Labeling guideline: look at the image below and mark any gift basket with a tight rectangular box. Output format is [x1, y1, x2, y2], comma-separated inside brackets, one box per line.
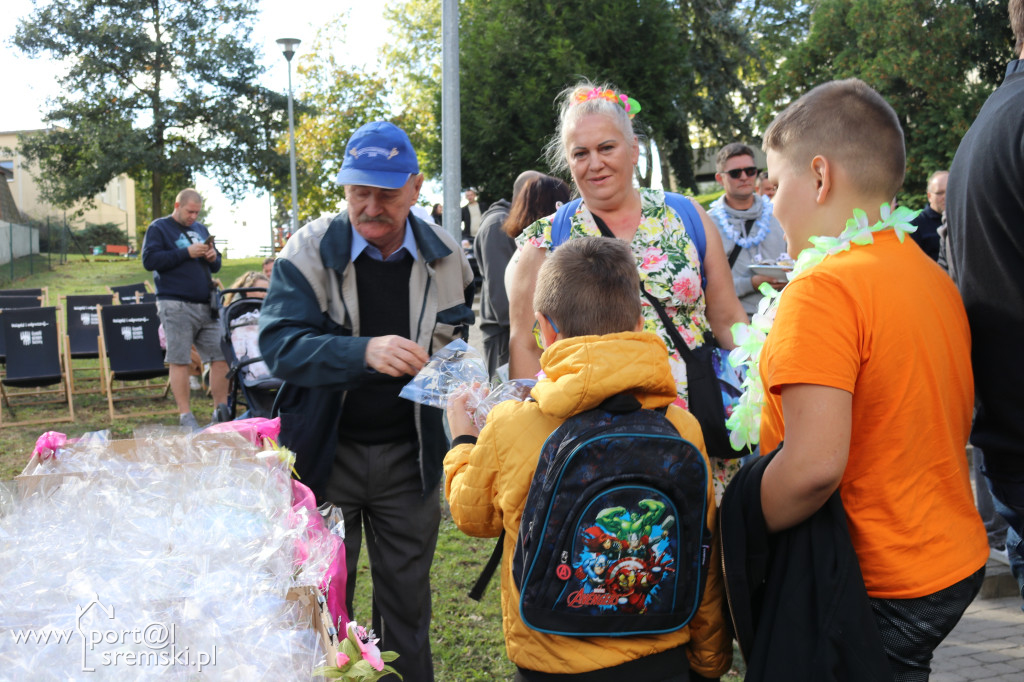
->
[0, 419, 344, 680]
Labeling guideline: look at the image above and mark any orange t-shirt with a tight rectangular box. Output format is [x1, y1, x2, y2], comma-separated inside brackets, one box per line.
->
[760, 230, 987, 599]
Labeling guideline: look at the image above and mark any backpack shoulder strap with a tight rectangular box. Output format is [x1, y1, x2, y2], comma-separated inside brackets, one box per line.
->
[664, 193, 707, 290]
[469, 529, 505, 601]
[549, 198, 584, 249]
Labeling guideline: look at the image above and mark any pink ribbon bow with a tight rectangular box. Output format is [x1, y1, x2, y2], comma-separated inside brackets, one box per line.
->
[33, 431, 67, 460]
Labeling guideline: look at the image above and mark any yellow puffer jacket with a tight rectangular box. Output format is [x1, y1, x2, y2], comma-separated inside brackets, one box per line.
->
[444, 331, 732, 677]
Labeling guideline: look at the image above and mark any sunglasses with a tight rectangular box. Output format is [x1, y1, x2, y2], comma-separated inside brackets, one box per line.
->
[725, 166, 759, 179]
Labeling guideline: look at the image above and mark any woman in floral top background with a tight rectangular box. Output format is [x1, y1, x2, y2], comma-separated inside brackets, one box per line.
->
[507, 80, 749, 498]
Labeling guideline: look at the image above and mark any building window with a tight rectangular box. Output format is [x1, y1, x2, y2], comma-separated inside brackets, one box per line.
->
[0, 160, 13, 182]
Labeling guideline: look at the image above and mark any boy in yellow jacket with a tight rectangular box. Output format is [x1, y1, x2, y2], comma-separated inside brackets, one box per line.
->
[445, 237, 731, 681]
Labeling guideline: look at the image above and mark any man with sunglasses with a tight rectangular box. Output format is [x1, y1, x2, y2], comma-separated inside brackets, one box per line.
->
[710, 142, 788, 314]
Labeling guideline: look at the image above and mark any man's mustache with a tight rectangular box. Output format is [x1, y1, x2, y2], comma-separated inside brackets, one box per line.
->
[356, 215, 395, 225]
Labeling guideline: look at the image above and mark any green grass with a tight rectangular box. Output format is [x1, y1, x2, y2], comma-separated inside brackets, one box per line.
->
[1, 255, 746, 681]
[0, 253, 267, 480]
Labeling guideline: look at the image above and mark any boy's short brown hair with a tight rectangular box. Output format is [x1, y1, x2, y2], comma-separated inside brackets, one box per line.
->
[763, 79, 905, 200]
[533, 237, 640, 338]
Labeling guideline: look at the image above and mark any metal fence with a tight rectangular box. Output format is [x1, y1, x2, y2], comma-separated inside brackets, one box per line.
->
[0, 217, 95, 286]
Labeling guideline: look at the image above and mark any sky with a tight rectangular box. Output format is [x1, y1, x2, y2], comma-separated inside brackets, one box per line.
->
[0, 0, 390, 257]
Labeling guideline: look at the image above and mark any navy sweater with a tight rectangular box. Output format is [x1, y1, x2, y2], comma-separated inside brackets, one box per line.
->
[142, 216, 222, 303]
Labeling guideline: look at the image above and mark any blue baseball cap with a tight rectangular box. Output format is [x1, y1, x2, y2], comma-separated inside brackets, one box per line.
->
[335, 121, 419, 189]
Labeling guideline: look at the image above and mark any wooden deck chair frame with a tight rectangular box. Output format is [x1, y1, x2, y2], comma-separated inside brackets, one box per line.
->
[0, 306, 75, 428]
[0, 286, 50, 306]
[97, 303, 176, 422]
[62, 293, 115, 395]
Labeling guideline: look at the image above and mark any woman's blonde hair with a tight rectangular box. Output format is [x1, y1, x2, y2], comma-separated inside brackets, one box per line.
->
[543, 79, 638, 178]
[223, 271, 269, 306]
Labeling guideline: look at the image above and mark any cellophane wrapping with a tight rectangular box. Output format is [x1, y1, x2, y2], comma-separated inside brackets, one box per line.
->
[0, 427, 337, 680]
[400, 339, 535, 429]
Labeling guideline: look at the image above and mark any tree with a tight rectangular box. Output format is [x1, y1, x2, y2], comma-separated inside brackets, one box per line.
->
[454, 0, 806, 195]
[13, 0, 291, 221]
[79, 221, 129, 248]
[761, 0, 1015, 196]
[458, 0, 693, 196]
[382, 0, 443, 179]
[276, 15, 393, 222]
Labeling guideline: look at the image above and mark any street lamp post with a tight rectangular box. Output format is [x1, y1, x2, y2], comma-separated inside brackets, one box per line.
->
[277, 37, 301, 238]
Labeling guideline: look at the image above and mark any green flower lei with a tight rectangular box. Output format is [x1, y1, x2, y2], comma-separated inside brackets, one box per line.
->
[725, 204, 919, 451]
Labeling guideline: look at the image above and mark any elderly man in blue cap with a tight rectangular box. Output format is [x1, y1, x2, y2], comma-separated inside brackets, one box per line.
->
[259, 121, 475, 681]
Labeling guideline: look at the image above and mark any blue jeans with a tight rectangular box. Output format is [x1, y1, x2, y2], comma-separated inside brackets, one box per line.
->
[983, 461, 1024, 599]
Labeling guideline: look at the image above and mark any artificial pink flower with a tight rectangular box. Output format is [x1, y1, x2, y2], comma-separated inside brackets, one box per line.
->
[347, 622, 384, 672]
[336, 651, 350, 667]
[33, 431, 67, 460]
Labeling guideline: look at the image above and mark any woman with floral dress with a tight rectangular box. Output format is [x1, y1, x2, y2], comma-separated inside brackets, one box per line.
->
[507, 80, 749, 499]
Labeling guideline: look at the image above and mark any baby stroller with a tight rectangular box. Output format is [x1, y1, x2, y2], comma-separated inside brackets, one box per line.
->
[217, 286, 282, 420]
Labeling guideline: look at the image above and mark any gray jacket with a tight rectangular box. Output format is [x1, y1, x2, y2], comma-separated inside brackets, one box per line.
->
[716, 196, 788, 314]
[259, 210, 475, 500]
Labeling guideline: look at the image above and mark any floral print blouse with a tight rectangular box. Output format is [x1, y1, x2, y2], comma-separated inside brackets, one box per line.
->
[518, 187, 743, 502]
[517, 187, 709, 410]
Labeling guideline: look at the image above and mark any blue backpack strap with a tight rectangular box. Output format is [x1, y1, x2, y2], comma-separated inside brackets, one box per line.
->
[549, 197, 584, 250]
[664, 192, 707, 289]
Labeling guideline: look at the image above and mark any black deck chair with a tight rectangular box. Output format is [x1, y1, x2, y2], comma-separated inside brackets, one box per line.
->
[63, 294, 115, 394]
[108, 282, 153, 304]
[97, 302, 176, 421]
[0, 295, 45, 366]
[0, 306, 74, 428]
[0, 287, 49, 305]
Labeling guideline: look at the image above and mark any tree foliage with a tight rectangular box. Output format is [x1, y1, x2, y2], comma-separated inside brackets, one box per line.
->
[277, 15, 393, 222]
[79, 222, 129, 247]
[454, 0, 801, 197]
[13, 0, 291, 221]
[382, 0, 444, 179]
[761, 0, 1015, 195]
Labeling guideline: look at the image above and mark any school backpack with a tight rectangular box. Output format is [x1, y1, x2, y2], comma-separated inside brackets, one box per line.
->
[509, 394, 712, 637]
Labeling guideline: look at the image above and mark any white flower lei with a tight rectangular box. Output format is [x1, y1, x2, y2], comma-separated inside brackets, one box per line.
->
[708, 196, 775, 249]
[724, 204, 919, 452]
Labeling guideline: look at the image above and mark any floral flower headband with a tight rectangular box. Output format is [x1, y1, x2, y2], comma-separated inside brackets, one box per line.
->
[573, 88, 642, 119]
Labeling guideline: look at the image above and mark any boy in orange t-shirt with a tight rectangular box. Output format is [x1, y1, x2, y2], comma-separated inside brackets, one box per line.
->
[757, 79, 988, 678]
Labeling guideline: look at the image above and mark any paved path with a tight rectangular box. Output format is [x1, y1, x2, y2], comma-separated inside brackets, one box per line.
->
[933, 591, 1023, 681]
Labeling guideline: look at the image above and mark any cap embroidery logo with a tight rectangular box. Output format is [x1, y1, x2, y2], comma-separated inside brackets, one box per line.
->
[349, 146, 401, 160]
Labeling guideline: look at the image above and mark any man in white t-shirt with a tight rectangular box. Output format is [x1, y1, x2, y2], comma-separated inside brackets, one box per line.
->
[460, 187, 487, 240]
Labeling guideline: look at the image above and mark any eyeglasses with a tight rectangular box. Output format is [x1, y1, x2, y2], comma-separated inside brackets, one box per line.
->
[532, 315, 561, 350]
[725, 166, 759, 179]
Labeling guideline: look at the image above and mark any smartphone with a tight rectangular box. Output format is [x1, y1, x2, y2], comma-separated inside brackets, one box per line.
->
[204, 235, 215, 246]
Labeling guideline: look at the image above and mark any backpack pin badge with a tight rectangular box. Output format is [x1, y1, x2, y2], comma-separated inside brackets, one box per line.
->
[556, 552, 571, 581]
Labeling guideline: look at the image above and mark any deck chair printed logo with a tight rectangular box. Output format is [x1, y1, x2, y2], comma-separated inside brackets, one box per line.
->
[11, 320, 47, 345]
[18, 330, 43, 345]
[120, 325, 144, 341]
[79, 311, 98, 326]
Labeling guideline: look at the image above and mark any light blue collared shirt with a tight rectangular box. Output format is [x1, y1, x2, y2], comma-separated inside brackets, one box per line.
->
[350, 219, 419, 263]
